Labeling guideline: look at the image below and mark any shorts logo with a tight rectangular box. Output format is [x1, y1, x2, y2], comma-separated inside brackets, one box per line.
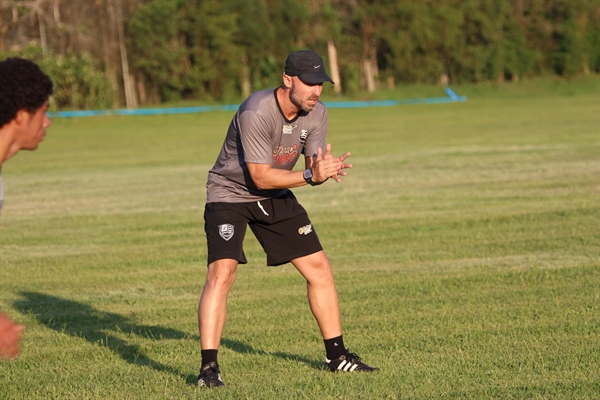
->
[298, 224, 313, 235]
[218, 224, 235, 241]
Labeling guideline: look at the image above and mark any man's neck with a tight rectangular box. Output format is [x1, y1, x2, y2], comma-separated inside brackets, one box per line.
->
[276, 86, 300, 121]
[0, 125, 19, 165]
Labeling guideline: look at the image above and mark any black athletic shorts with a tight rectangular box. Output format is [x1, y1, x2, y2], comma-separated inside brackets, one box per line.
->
[204, 191, 323, 266]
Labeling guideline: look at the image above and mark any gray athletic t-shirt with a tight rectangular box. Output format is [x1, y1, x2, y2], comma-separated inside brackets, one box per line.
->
[207, 89, 328, 203]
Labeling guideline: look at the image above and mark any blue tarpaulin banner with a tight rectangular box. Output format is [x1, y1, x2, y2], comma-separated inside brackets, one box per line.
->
[49, 89, 466, 118]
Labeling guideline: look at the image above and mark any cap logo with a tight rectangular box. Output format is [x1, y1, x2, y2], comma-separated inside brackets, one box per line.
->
[314, 65, 321, 68]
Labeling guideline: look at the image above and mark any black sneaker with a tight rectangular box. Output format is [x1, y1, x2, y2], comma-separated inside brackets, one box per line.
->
[325, 351, 379, 372]
[198, 361, 225, 388]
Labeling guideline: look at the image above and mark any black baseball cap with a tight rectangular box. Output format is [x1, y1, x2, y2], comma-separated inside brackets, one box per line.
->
[284, 50, 334, 84]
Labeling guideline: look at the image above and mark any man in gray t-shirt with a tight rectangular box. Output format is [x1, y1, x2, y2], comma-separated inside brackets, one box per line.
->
[206, 85, 328, 203]
[198, 50, 377, 388]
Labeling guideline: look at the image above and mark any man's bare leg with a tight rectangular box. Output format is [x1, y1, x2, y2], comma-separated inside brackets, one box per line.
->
[198, 258, 239, 350]
[292, 251, 378, 372]
[291, 250, 342, 339]
[197, 258, 238, 387]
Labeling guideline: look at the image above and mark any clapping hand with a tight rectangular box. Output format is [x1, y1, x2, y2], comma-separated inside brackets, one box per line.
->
[313, 143, 352, 183]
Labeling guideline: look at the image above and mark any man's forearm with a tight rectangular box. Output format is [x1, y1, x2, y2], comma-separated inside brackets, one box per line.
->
[247, 164, 308, 190]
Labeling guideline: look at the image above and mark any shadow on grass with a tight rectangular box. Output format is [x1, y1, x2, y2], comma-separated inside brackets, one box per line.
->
[221, 337, 323, 370]
[13, 291, 199, 385]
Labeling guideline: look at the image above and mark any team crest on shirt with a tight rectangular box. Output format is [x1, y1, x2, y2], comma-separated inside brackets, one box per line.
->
[282, 124, 297, 134]
[218, 224, 234, 241]
[300, 130, 308, 145]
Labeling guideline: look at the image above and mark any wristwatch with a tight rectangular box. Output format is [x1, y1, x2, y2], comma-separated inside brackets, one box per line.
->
[303, 169, 317, 186]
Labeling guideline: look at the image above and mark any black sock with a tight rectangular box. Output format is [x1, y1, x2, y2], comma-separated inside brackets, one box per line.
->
[201, 349, 218, 367]
[324, 335, 346, 360]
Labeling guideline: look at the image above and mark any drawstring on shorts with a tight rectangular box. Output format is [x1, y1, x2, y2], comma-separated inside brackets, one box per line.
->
[257, 201, 269, 216]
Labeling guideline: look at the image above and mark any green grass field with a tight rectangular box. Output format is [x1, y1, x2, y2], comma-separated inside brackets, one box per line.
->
[1, 76, 598, 399]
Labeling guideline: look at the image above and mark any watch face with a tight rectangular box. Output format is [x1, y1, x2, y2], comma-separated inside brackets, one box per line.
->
[303, 169, 313, 180]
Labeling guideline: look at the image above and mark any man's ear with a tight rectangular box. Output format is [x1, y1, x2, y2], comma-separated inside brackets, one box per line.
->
[14, 109, 30, 126]
[283, 74, 293, 89]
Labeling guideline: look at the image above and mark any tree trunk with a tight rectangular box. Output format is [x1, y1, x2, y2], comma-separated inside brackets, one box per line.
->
[240, 53, 251, 98]
[363, 58, 376, 93]
[98, 0, 112, 72]
[53, 0, 66, 54]
[98, 0, 120, 107]
[497, 15, 504, 84]
[38, 10, 48, 55]
[136, 71, 147, 105]
[369, 45, 378, 84]
[115, 0, 135, 108]
[360, 18, 376, 93]
[327, 40, 341, 95]
[128, 71, 139, 107]
[0, 5, 7, 51]
[387, 74, 395, 89]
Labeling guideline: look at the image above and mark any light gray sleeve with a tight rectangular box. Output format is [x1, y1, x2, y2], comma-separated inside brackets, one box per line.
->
[304, 107, 328, 158]
[238, 110, 274, 165]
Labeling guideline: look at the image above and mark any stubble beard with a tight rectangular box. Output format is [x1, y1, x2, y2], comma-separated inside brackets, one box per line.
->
[290, 83, 318, 113]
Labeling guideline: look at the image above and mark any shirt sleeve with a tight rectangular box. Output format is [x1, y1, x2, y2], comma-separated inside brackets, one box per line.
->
[303, 106, 328, 158]
[238, 109, 274, 165]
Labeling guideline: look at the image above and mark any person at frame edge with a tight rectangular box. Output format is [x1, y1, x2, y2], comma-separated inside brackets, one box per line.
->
[0, 57, 53, 360]
[197, 50, 378, 388]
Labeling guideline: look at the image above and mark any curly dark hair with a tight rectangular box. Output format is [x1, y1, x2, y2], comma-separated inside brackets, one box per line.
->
[0, 57, 53, 128]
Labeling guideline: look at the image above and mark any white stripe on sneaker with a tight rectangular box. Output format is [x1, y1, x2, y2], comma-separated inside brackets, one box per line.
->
[337, 360, 347, 370]
[349, 363, 358, 372]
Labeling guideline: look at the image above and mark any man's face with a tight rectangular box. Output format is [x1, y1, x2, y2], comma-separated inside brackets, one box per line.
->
[289, 77, 323, 113]
[19, 100, 51, 150]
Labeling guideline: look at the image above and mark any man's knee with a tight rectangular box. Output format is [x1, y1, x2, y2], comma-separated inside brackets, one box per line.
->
[295, 252, 336, 284]
[206, 259, 238, 290]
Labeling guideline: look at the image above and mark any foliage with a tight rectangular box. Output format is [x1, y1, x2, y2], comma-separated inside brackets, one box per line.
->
[126, 0, 309, 103]
[1, 0, 598, 106]
[0, 45, 113, 110]
[125, 0, 599, 102]
[126, 0, 190, 102]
